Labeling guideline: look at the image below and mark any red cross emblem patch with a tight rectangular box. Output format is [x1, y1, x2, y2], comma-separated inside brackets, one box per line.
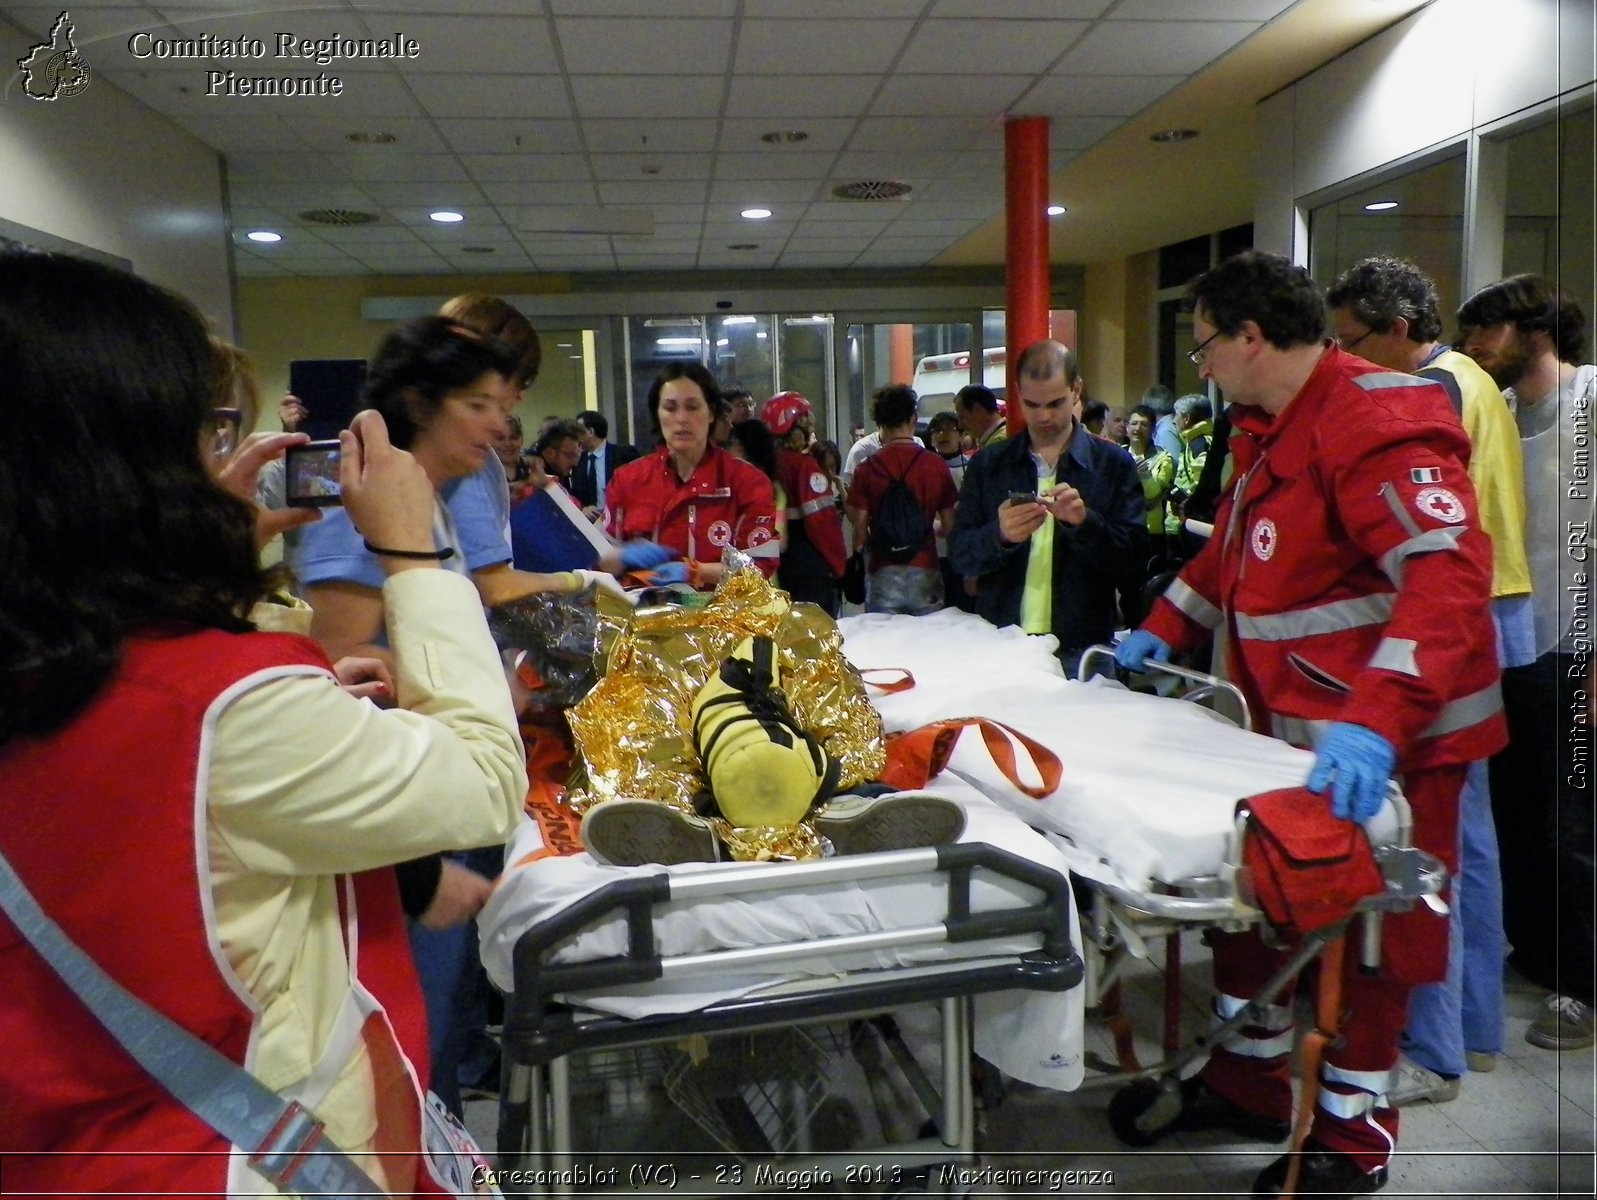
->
[1251, 517, 1278, 561]
[1413, 486, 1465, 525]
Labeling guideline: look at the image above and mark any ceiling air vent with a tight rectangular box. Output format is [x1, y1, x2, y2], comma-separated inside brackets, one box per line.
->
[298, 209, 380, 226]
[831, 180, 913, 202]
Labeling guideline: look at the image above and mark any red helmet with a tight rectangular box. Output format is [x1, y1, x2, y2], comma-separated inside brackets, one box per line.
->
[761, 391, 812, 438]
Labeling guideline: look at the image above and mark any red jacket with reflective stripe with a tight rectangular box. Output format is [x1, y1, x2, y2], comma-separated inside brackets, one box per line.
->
[1144, 346, 1506, 769]
[775, 446, 847, 578]
[605, 444, 779, 577]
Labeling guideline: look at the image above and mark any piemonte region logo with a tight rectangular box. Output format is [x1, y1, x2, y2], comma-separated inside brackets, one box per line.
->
[18, 12, 91, 101]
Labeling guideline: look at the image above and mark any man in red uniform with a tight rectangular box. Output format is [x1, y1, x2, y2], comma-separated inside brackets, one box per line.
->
[1114, 252, 1505, 1199]
[762, 390, 847, 615]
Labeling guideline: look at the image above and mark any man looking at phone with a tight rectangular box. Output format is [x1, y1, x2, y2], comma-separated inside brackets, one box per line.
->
[949, 340, 1145, 671]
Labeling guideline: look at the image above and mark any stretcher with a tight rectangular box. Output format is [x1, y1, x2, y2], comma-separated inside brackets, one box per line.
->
[837, 612, 1447, 1096]
[481, 795, 1085, 1195]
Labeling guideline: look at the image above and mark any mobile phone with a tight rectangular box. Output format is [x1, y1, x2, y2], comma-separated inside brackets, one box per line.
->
[288, 359, 366, 440]
[284, 440, 344, 507]
[1007, 491, 1039, 505]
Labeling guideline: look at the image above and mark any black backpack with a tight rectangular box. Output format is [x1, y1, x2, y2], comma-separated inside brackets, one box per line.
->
[865, 450, 930, 565]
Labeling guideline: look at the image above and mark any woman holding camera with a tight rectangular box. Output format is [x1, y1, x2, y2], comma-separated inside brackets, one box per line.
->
[0, 250, 526, 1194]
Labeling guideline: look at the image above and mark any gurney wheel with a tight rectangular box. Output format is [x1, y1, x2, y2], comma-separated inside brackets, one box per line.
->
[1106, 1078, 1184, 1147]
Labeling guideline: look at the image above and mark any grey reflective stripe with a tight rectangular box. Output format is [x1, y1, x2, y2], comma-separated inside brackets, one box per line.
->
[1379, 481, 1424, 539]
[1165, 577, 1222, 629]
[1352, 370, 1428, 392]
[1369, 637, 1421, 677]
[1378, 525, 1467, 583]
[798, 494, 834, 517]
[1271, 713, 1330, 746]
[785, 505, 803, 520]
[1234, 593, 1395, 642]
[1422, 679, 1502, 738]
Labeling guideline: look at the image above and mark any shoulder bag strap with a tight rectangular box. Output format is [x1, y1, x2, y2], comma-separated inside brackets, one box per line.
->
[0, 846, 382, 1198]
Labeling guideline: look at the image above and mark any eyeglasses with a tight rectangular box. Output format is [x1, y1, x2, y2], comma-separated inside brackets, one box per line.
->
[1187, 329, 1222, 366]
[207, 407, 243, 461]
[1337, 327, 1375, 353]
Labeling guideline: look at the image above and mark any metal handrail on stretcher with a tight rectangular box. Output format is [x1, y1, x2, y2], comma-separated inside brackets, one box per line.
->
[1077, 642, 1254, 731]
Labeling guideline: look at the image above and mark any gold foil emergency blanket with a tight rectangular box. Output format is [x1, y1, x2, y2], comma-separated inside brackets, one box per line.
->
[566, 566, 885, 859]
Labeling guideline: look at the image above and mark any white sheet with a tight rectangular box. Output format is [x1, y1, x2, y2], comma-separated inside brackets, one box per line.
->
[478, 790, 1086, 1089]
[840, 610, 1398, 892]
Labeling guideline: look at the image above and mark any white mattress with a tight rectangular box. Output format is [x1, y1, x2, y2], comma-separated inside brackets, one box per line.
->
[478, 790, 1086, 1089]
[839, 610, 1399, 892]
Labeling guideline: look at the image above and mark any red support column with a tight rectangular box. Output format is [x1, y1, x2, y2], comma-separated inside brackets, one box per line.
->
[1004, 116, 1050, 434]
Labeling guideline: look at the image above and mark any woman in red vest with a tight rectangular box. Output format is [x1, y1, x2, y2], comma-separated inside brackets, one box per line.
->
[0, 250, 526, 1196]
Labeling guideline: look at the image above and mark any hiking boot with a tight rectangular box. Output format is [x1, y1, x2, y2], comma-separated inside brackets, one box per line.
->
[1253, 1139, 1387, 1198]
[1385, 1056, 1459, 1107]
[580, 800, 720, 867]
[814, 791, 966, 856]
[1107, 1076, 1291, 1148]
[1526, 994, 1597, 1051]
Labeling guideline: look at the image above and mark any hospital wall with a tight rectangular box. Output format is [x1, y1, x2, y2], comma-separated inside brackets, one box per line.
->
[0, 13, 233, 331]
[1254, 0, 1596, 270]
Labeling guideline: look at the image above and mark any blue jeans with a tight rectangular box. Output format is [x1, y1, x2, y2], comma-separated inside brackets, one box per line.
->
[1401, 758, 1506, 1074]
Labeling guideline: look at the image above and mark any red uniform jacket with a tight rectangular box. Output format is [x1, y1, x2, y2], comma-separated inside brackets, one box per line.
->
[1144, 346, 1506, 770]
[0, 631, 439, 1197]
[605, 444, 780, 577]
[775, 446, 847, 579]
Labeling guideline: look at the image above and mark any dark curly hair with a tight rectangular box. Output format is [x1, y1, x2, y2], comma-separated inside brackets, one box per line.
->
[361, 316, 518, 450]
[1187, 250, 1327, 349]
[0, 250, 266, 744]
[1457, 273, 1587, 364]
[1326, 256, 1444, 344]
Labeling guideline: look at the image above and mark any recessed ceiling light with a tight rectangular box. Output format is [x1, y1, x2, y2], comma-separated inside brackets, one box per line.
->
[1150, 128, 1200, 143]
[429, 210, 464, 223]
[345, 131, 397, 144]
[728, 243, 759, 250]
[740, 208, 773, 220]
[246, 230, 282, 243]
[1046, 204, 1067, 216]
[759, 130, 809, 144]
[1363, 200, 1399, 212]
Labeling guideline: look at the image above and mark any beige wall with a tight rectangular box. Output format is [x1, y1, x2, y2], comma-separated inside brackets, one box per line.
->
[0, 13, 232, 328]
[1080, 251, 1157, 409]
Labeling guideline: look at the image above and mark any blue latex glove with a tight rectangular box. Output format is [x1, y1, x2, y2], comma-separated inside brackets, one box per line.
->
[1115, 629, 1172, 674]
[1306, 722, 1396, 823]
[619, 540, 674, 570]
[649, 561, 691, 585]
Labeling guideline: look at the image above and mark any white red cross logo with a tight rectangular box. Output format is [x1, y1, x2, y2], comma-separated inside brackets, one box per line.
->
[1413, 486, 1465, 525]
[1251, 517, 1278, 561]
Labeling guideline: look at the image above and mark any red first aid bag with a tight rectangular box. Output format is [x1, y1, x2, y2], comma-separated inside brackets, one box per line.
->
[1238, 787, 1384, 936]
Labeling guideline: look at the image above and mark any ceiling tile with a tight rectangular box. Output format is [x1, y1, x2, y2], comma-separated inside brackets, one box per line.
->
[344, 153, 470, 184]
[481, 181, 602, 207]
[551, 0, 736, 13]
[373, 189, 491, 213]
[584, 119, 718, 153]
[1057, 20, 1260, 75]
[702, 221, 798, 241]
[613, 252, 702, 268]
[1020, 73, 1187, 117]
[406, 73, 572, 120]
[898, 19, 1090, 75]
[347, 0, 539, 12]
[1112, 0, 1295, 19]
[183, 115, 306, 154]
[555, 17, 733, 75]
[846, 117, 992, 153]
[1049, 116, 1122, 150]
[782, 237, 876, 252]
[870, 74, 1033, 118]
[743, 0, 925, 16]
[719, 118, 857, 154]
[227, 150, 347, 182]
[724, 75, 881, 120]
[292, 116, 448, 154]
[570, 75, 724, 120]
[930, 0, 1113, 15]
[713, 151, 839, 180]
[529, 255, 621, 270]
[376, 15, 560, 73]
[640, 204, 707, 223]
[460, 153, 592, 183]
[882, 218, 985, 237]
[829, 150, 949, 179]
[229, 183, 379, 211]
[778, 252, 861, 268]
[795, 205, 897, 229]
[591, 153, 713, 181]
[596, 180, 709, 205]
[735, 19, 915, 75]
[708, 179, 822, 205]
[438, 120, 584, 155]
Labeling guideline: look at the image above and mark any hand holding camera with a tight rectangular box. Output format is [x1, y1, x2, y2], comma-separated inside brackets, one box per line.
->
[339, 411, 440, 570]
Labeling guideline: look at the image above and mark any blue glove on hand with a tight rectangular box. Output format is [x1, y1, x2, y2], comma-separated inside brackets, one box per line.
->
[619, 540, 674, 570]
[1306, 722, 1396, 823]
[649, 561, 691, 585]
[1115, 629, 1173, 674]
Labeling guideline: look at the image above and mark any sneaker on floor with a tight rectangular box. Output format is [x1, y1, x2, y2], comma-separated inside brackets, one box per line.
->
[1385, 1056, 1459, 1107]
[1525, 994, 1597, 1051]
[1253, 1139, 1387, 1198]
[1107, 1076, 1291, 1148]
[814, 791, 966, 856]
[580, 800, 719, 867]
[1464, 1050, 1497, 1073]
